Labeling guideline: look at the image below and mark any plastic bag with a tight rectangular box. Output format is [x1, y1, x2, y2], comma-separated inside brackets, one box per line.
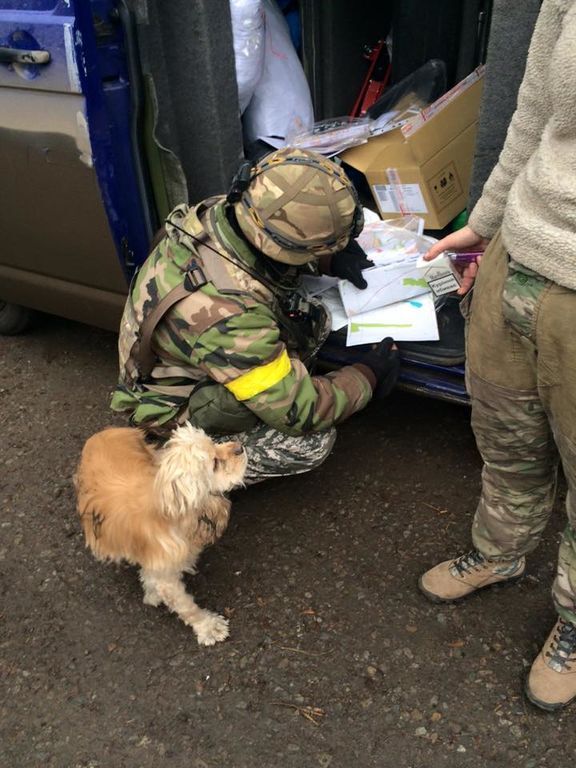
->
[286, 116, 371, 157]
[357, 219, 436, 267]
[242, 0, 314, 146]
[229, 0, 265, 114]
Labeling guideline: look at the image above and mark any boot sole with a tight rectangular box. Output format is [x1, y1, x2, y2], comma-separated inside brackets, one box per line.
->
[417, 572, 524, 604]
[524, 679, 576, 712]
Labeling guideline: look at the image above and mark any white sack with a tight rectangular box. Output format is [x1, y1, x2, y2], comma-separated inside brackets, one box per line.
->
[242, 0, 314, 145]
[229, 0, 265, 114]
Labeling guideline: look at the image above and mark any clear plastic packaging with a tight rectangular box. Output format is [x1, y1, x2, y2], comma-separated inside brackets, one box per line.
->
[368, 59, 447, 136]
[356, 219, 436, 267]
[286, 116, 371, 156]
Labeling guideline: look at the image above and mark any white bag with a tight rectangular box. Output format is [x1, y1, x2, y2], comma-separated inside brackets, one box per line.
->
[242, 0, 314, 146]
[229, 0, 265, 114]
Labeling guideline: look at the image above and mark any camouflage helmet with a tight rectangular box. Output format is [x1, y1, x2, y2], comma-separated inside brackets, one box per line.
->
[232, 147, 363, 265]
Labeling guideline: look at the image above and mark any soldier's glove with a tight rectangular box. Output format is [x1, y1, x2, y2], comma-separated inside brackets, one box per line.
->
[353, 337, 400, 398]
[330, 239, 374, 290]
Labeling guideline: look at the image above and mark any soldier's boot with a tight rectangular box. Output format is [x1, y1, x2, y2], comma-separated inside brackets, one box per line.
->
[419, 549, 526, 603]
[526, 618, 576, 711]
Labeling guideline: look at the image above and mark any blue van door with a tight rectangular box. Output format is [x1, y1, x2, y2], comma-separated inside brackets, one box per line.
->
[0, 0, 152, 329]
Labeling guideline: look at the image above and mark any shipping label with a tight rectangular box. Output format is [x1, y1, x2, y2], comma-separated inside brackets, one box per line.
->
[372, 183, 428, 214]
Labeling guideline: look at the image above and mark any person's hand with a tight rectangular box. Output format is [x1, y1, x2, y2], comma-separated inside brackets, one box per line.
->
[424, 225, 489, 295]
[330, 239, 374, 289]
[354, 337, 400, 398]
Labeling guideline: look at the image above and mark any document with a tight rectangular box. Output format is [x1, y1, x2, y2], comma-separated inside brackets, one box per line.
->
[321, 287, 348, 331]
[345, 293, 439, 346]
[338, 262, 430, 318]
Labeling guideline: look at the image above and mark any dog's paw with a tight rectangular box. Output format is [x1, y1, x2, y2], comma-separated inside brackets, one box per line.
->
[194, 612, 230, 646]
[142, 592, 162, 607]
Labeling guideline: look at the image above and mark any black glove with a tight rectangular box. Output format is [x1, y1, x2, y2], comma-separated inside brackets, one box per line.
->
[355, 337, 400, 398]
[330, 239, 374, 289]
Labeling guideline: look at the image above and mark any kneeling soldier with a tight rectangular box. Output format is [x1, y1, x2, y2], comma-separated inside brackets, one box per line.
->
[111, 148, 398, 483]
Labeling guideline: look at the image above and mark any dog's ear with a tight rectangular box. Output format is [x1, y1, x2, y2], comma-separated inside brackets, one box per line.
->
[154, 450, 207, 518]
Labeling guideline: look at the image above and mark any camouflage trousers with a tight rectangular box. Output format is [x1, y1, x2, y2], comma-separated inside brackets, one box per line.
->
[216, 423, 336, 485]
[465, 230, 576, 624]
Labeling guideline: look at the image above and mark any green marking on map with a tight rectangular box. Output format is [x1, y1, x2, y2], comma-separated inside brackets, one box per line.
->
[350, 322, 412, 332]
[402, 278, 428, 288]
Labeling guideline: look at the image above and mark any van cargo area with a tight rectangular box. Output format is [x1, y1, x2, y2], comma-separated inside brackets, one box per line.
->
[0, 0, 543, 404]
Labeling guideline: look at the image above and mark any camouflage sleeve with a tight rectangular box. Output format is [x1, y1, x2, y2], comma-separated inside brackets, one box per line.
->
[191, 303, 373, 436]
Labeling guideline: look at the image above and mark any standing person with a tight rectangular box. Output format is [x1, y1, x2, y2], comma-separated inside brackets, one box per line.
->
[418, 0, 576, 711]
[111, 147, 399, 485]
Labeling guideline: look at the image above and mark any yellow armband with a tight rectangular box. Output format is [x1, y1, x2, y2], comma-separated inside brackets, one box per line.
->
[225, 350, 291, 401]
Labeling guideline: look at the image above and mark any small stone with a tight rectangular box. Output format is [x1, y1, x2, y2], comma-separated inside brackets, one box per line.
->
[366, 665, 378, 677]
[457, 745, 466, 753]
[415, 727, 427, 737]
[510, 725, 523, 739]
[430, 712, 442, 722]
[317, 754, 333, 768]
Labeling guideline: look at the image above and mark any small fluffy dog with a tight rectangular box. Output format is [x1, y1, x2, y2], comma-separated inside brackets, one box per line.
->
[74, 423, 247, 645]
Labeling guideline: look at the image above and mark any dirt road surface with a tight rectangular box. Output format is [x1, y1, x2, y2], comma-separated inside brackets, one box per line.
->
[1, 316, 573, 767]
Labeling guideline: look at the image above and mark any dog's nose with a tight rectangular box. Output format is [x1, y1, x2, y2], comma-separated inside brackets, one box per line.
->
[232, 443, 244, 455]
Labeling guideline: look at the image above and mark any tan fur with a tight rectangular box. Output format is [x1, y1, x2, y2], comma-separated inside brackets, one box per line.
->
[74, 423, 247, 645]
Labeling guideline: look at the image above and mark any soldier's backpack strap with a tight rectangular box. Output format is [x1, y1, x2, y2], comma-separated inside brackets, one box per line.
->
[181, 204, 240, 292]
[136, 262, 208, 381]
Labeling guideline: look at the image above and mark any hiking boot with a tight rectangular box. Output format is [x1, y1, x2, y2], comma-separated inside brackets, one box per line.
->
[526, 617, 576, 711]
[419, 549, 525, 603]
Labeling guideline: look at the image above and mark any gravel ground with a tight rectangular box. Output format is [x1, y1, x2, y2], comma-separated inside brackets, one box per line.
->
[1, 315, 573, 768]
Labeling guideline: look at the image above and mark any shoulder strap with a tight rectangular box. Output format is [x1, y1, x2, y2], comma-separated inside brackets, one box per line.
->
[137, 264, 207, 380]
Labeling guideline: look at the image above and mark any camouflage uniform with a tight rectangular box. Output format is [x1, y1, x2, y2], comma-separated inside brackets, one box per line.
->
[464, 230, 576, 625]
[110, 198, 372, 482]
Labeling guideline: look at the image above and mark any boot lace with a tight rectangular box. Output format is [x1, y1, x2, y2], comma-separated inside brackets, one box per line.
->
[451, 549, 486, 577]
[545, 618, 576, 672]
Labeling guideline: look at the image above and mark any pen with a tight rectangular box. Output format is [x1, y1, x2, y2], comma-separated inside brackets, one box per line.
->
[446, 251, 484, 264]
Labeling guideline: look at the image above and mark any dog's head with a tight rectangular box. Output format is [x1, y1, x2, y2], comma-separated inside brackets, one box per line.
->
[154, 423, 247, 518]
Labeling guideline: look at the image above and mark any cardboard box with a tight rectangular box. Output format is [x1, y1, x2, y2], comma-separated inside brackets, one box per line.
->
[341, 69, 484, 229]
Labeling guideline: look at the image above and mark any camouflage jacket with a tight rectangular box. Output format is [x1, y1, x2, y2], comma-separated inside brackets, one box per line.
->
[110, 198, 373, 436]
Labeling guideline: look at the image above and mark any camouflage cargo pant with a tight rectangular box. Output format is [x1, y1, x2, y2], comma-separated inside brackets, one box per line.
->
[216, 423, 336, 485]
[465, 230, 576, 624]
